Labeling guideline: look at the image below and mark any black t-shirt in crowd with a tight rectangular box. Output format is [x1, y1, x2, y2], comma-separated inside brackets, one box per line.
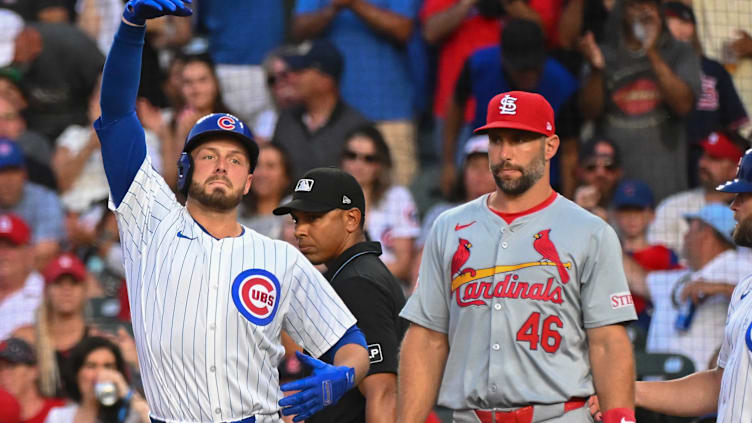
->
[308, 241, 409, 423]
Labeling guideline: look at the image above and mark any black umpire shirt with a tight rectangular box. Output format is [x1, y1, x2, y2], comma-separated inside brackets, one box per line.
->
[308, 241, 409, 423]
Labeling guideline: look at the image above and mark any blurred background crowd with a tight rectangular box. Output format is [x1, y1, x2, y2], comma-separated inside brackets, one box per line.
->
[0, 0, 749, 422]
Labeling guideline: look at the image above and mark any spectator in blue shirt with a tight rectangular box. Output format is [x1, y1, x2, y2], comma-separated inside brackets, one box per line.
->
[292, 0, 421, 187]
[0, 138, 64, 269]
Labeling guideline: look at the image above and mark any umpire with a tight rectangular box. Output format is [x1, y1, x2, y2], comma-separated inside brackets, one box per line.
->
[274, 167, 408, 423]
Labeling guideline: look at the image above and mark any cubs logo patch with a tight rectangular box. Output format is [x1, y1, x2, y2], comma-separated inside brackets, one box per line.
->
[217, 116, 236, 130]
[746, 321, 752, 352]
[232, 269, 280, 326]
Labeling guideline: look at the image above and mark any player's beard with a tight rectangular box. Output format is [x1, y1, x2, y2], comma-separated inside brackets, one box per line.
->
[490, 146, 546, 196]
[188, 176, 244, 212]
[733, 214, 752, 247]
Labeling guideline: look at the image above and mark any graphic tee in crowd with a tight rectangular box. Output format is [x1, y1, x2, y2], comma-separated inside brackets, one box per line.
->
[596, 33, 701, 201]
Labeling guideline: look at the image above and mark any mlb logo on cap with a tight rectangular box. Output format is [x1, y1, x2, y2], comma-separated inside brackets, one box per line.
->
[474, 91, 555, 137]
[295, 179, 314, 192]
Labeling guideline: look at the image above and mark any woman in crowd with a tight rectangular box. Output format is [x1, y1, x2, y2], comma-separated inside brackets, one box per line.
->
[44, 337, 148, 423]
[239, 143, 293, 239]
[340, 125, 420, 283]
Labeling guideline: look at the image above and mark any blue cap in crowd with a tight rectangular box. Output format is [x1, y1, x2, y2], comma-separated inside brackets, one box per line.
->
[684, 203, 736, 245]
[284, 39, 343, 82]
[0, 138, 24, 169]
[612, 180, 654, 209]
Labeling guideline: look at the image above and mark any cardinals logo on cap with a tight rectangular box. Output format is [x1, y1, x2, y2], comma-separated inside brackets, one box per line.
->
[499, 94, 518, 115]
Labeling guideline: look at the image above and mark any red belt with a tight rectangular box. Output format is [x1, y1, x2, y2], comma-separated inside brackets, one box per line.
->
[473, 397, 587, 423]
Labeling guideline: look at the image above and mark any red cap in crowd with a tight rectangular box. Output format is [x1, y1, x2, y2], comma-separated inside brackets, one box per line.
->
[474, 91, 555, 137]
[43, 252, 87, 285]
[700, 132, 744, 162]
[0, 214, 30, 246]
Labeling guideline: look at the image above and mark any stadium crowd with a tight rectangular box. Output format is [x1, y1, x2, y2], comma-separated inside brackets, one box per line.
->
[0, 0, 750, 422]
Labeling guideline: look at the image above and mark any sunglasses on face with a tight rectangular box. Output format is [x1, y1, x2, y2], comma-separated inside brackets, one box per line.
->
[266, 70, 290, 86]
[343, 150, 379, 164]
[585, 162, 618, 172]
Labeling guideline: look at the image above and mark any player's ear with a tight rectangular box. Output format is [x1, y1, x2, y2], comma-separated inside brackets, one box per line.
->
[243, 174, 253, 195]
[544, 135, 560, 160]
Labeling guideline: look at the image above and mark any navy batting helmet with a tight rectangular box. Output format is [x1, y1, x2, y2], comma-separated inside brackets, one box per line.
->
[717, 148, 752, 193]
[177, 113, 259, 195]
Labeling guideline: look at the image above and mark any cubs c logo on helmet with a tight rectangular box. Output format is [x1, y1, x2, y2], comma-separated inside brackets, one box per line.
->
[217, 115, 237, 130]
[232, 269, 280, 326]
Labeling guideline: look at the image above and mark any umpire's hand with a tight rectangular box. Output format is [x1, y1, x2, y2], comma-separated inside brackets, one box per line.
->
[123, 0, 192, 26]
[279, 351, 356, 422]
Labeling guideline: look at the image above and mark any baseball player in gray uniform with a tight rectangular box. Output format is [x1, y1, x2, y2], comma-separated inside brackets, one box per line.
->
[632, 148, 752, 422]
[95, 1, 369, 422]
[397, 91, 637, 423]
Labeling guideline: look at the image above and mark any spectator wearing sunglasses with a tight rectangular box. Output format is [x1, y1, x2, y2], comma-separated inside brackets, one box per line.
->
[647, 131, 744, 255]
[573, 137, 624, 219]
[272, 39, 369, 181]
[340, 125, 420, 285]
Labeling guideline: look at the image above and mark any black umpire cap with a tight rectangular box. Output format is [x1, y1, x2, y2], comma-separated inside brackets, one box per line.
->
[273, 167, 366, 216]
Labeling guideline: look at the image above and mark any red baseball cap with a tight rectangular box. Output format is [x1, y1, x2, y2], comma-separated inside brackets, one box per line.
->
[0, 214, 30, 246]
[473, 91, 555, 137]
[700, 132, 744, 162]
[43, 252, 87, 285]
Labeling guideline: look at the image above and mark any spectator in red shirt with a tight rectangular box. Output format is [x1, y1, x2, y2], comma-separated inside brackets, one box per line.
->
[0, 338, 64, 423]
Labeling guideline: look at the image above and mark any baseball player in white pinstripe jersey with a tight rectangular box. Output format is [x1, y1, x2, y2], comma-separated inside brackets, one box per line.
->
[633, 148, 752, 422]
[93, 1, 370, 422]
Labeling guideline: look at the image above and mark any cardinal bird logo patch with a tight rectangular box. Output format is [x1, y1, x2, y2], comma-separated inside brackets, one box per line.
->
[451, 238, 477, 278]
[533, 229, 570, 283]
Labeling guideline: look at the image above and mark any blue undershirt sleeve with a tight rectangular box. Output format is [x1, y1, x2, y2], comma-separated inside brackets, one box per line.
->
[95, 20, 149, 207]
[320, 324, 367, 364]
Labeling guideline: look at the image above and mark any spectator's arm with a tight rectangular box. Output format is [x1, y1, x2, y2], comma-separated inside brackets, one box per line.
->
[348, 0, 413, 44]
[579, 33, 606, 120]
[35, 240, 60, 270]
[52, 132, 100, 192]
[623, 254, 649, 299]
[396, 324, 449, 423]
[636, 367, 723, 416]
[291, 5, 340, 41]
[680, 280, 736, 304]
[646, 48, 695, 116]
[558, 0, 584, 50]
[422, 0, 476, 45]
[441, 61, 472, 196]
[501, 0, 542, 26]
[587, 324, 635, 414]
[360, 373, 398, 423]
[77, 0, 101, 42]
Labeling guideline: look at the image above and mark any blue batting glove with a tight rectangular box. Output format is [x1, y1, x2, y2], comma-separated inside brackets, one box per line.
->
[123, 0, 192, 26]
[278, 351, 356, 422]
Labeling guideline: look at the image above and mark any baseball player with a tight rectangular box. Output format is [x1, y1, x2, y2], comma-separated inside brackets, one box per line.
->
[631, 148, 752, 421]
[397, 91, 637, 423]
[95, 1, 369, 422]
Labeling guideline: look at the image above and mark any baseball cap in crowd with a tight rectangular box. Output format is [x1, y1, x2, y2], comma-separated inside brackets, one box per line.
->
[579, 138, 622, 168]
[662, 1, 696, 23]
[700, 132, 744, 162]
[0, 337, 36, 365]
[684, 203, 736, 245]
[463, 135, 489, 158]
[0, 214, 30, 245]
[273, 167, 366, 216]
[0, 388, 20, 423]
[0, 10, 23, 68]
[612, 180, 654, 209]
[284, 39, 344, 81]
[0, 139, 24, 170]
[474, 91, 555, 137]
[501, 19, 546, 71]
[43, 252, 87, 285]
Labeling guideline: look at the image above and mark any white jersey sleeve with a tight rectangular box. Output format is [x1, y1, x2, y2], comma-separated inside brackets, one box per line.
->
[282, 252, 358, 358]
[109, 155, 181, 268]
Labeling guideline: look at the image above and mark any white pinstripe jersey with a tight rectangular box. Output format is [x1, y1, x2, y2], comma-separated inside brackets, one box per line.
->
[717, 273, 752, 422]
[112, 156, 356, 423]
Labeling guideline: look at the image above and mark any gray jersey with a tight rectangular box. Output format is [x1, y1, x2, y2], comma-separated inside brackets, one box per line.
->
[401, 193, 636, 410]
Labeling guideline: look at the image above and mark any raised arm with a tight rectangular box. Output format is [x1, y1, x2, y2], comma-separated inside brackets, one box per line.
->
[96, 0, 191, 206]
